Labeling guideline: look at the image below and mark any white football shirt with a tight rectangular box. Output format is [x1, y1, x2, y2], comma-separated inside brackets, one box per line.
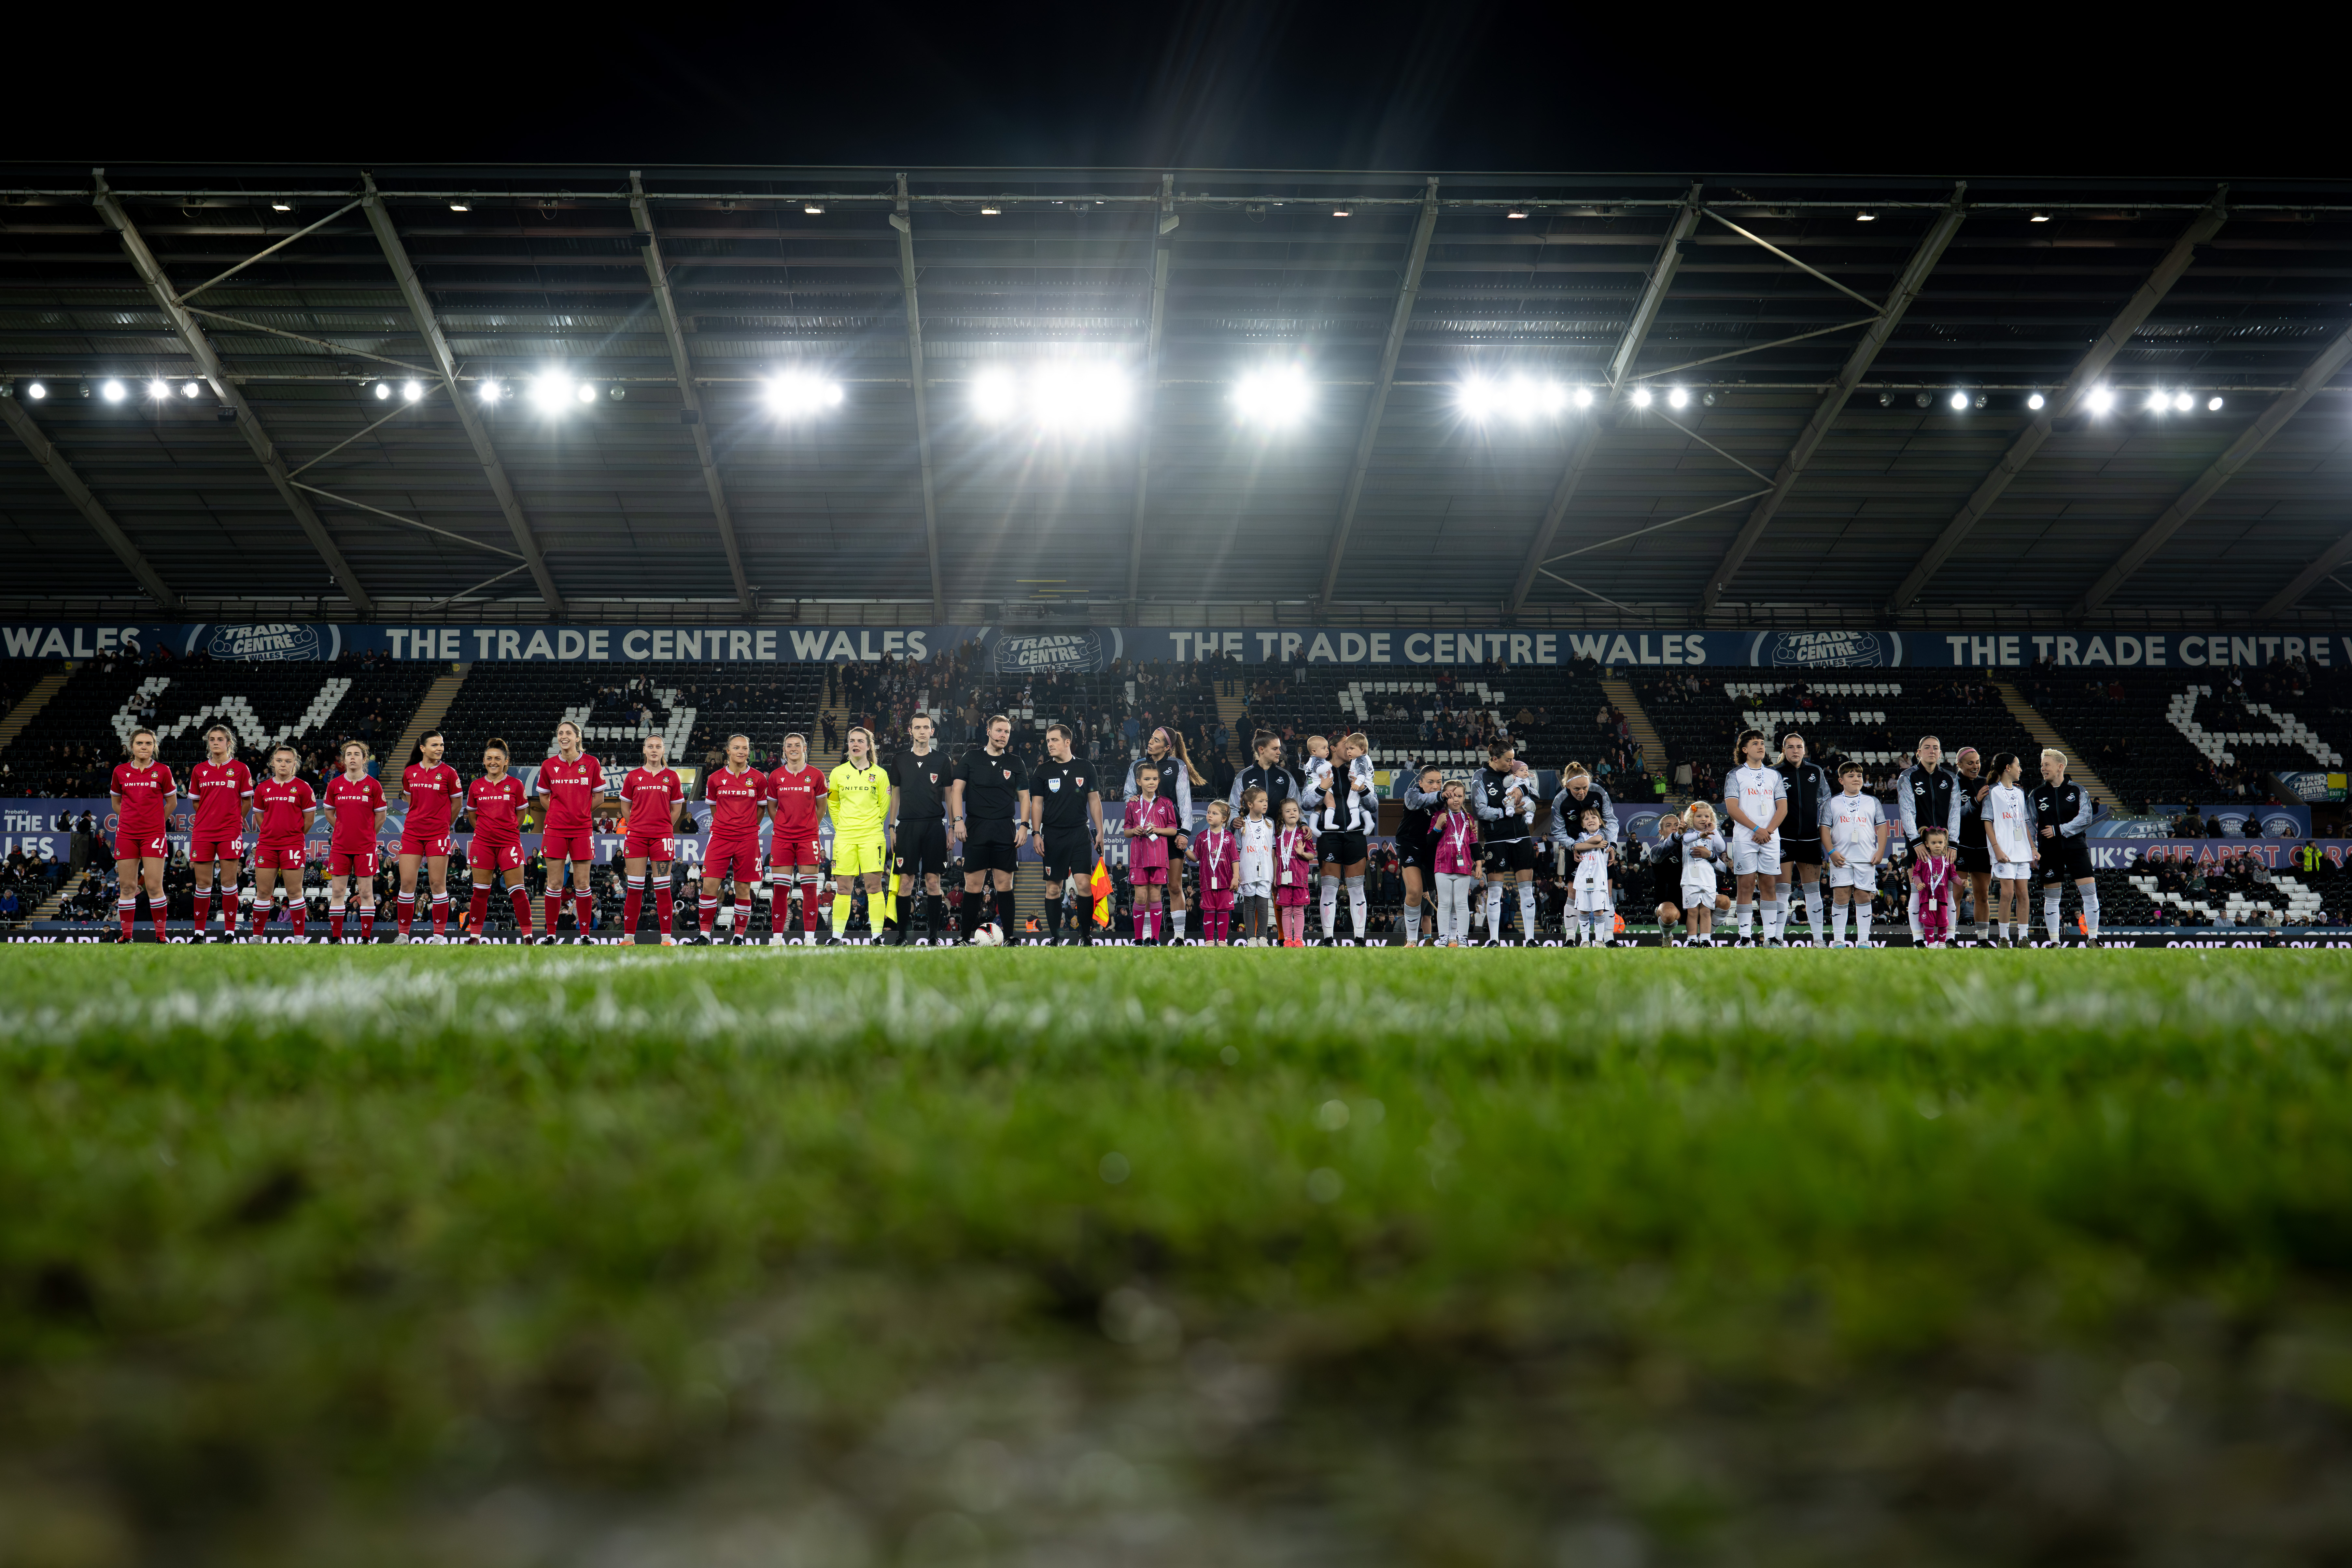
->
[1726, 763, 1787, 834]
[1826, 792, 1884, 861]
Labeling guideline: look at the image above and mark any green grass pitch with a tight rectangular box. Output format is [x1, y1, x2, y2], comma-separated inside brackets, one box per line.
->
[6, 946, 2352, 1565]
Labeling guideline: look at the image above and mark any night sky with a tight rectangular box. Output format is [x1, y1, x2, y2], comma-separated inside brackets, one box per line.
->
[7, 1, 2340, 178]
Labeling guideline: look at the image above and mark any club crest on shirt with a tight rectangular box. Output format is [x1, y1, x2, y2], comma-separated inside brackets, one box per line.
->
[1047, 777, 1062, 792]
[927, 772, 939, 784]
[1001, 768, 1012, 780]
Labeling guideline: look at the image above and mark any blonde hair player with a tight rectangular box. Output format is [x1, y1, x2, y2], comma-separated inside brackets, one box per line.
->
[616, 733, 687, 944]
[1305, 731, 1378, 943]
[108, 726, 175, 943]
[463, 740, 535, 944]
[1679, 800, 1728, 946]
[826, 725, 894, 942]
[533, 718, 608, 943]
[322, 739, 387, 944]
[184, 723, 253, 943]
[2032, 747, 2100, 946]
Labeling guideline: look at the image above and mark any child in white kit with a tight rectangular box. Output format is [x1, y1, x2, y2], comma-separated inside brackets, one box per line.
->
[1233, 784, 1277, 946]
[1568, 802, 1614, 945]
[1680, 801, 1726, 947]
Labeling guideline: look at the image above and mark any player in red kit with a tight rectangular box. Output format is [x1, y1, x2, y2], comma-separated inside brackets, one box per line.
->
[109, 727, 175, 943]
[764, 731, 827, 946]
[463, 739, 533, 944]
[248, 744, 316, 940]
[616, 734, 686, 944]
[394, 729, 464, 943]
[184, 724, 253, 943]
[322, 740, 388, 943]
[534, 719, 607, 944]
[691, 732, 766, 945]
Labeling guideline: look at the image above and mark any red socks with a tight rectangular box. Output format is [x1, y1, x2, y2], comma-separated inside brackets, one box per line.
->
[700, 895, 719, 936]
[118, 897, 135, 943]
[655, 884, 673, 936]
[543, 895, 561, 938]
[430, 893, 449, 938]
[802, 877, 821, 931]
[574, 892, 594, 938]
[771, 884, 791, 936]
[509, 887, 531, 931]
[624, 877, 644, 937]
[358, 907, 374, 942]
[471, 885, 490, 937]
[395, 892, 415, 938]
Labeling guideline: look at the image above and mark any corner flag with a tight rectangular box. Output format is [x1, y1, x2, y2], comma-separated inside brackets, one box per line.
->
[1090, 857, 1114, 927]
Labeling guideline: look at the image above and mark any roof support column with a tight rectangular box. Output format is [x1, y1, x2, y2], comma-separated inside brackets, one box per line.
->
[1507, 183, 1702, 612]
[1700, 185, 1967, 613]
[1319, 176, 1439, 606]
[890, 174, 947, 622]
[93, 170, 373, 615]
[1125, 173, 1176, 614]
[359, 174, 566, 617]
[1889, 188, 2228, 611]
[0, 395, 181, 610]
[630, 171, 754, 614]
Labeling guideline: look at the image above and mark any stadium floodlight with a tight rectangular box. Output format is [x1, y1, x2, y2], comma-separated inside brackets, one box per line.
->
[181, 381, 200, 398]
[2174, 391, 2194, 412]
[2030, 212, 2051, 222]
[1855, 211, 1876, 222]
[1506, 208, 1529, 220]
[100, 379, 126, 403]
[1232, 366, 1312, 427]
[2027, 392, 2046, 410]
[1458, 376, 1503, 420]
[373, 382, 392, 401]
[971, 369, 1019, 423]
[478, 378, 503, 403]
[575, 382, 598, 405]
[979, 206, 1002, 217]
[1949, 390, 1969, 411]
[402, 380, 424, 403]
[449, 202, 470, 213]
[531, 372, 574, 410]
[1030, 364, 1130, 430]
[2086, 387, 2114, 414]
[1668, 386, 1690, 410]
[271, 201, 293, 212]
[1572, 386, 1595, 409]
[1630, 386, 1653, 408]
[25, 381, 45, 399]
[1332, 207, 1351, 218]
[2146, 390, 2169, 413]
[146, 379, 171, 400]
[803, 204, 824, 215]
[765, 372, 845, 417]
[2208, 396, 2224, 411]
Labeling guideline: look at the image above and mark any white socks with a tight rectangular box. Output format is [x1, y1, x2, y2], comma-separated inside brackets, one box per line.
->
[1346, 876, 1367, 939]
[1760, 897, 1783, 941]
[2044, 886, 2063, 943]
[1736, 900, 1753, 939]
[1801, 882, 1824, 943]
[1320, 875, 1340, 940]
[1518, 884, 1537, 942]
[1855, 904, 1872, 944]
[1401, 900, 1420, 942]
[1171, 908, 1187, 940]
[2080, 888, 2099, 940]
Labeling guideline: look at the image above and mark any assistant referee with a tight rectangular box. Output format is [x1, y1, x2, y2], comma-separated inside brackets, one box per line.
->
[887, 712, 952, 946]
[1028, 721, 1105, 945]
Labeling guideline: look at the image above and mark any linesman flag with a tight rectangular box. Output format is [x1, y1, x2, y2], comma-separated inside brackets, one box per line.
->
[1090, 857, 1114, 927]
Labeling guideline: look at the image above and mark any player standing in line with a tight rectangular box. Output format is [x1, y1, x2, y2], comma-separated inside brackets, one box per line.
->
[1650, 811, 1685, 942]
[1305, 732, 1378, 944]
[1394, 764, 1444, 946]
[1953, 747, 1994, 947]
[1821, 761, 1888, 948]
[1896, 736, 1963, 944]
[949, 714, 1030, 944]
[1773, 731, 1834, 948]
[2030, 748, 2100, 946]
[1125, 728, 1200, 945]
[886, 713, 951, 945]
[825, 726, 893, 944]
[535, 720, 607, 944]
[1229, 732, 1300, 824]
[1547, 763, 1621, 934]
[1429, 778, 1480, 948]
[109, 727, 175, 944]
[1193, 798, 1239, 945]
[616, 734, 686, 945]
[1983, 752, 2036, 948]
[691, 733, 767, 946]
[1297, 735, 1337, 941]
[1680, 803, 1729, 946]
[463, 740, 533, 944]
[1567, 802, 1614, 945]
[1122, 761, 1182, 944]
[322, 740, 387, 944]
[246, 744, 315, 941]
[1724, 730, 1788, 946]
[765, 733, 828, 946]
[1472, 739, 1540, 945]
[1029, 721, 1103, 946]
[1235, 786, 1276, 946]
[182, 724, 253, 943]
[393, 730, 463, 944]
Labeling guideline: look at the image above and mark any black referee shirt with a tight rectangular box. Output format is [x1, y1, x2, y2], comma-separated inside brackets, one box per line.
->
[954, 748, 1028, 842]
[889, 748, 950, 822]
[1029, 757, 1097, 831]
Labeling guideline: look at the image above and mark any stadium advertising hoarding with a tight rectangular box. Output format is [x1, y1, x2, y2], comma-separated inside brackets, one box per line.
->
[8, 623, 2349, 671]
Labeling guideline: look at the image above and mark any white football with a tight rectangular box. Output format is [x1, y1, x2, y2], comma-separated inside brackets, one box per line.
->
[971, 922, 1004, 947]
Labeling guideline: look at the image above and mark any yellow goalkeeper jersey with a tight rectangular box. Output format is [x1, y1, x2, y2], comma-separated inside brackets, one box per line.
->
[825, 760, 892, 838]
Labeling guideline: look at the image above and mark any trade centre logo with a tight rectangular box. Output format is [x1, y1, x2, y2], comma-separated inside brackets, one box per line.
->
[1752, 630, 1901, 669]
[198, 623, 332, 661]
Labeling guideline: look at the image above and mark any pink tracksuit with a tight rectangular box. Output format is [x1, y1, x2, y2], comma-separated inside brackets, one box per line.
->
[1430, 809, 1480, 876]
[1273, 826, 1317, 907]
[1914, 853, 1958, 943]
[1193, 827, 1239, 911]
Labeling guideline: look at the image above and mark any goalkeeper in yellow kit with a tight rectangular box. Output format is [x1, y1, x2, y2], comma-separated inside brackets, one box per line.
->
[825, 725, 894, 941]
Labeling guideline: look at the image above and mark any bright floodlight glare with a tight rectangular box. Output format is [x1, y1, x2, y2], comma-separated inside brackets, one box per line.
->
[26, 381, 46, 399]
[1572, 386, 1594, 409]
[180, 381, 199, 398]
[1506, 208, 1529, 220]
[1855, 211, 1876, 222]
[373, 382, 392, 401]
[2030, 212, 2051, 222]
[479, 379, 503, 403]
[979, 206, 1001, 217]
[766, 373, 845, 417]
[2027, 392, 2046, 410]
[1949, 390, 1969, 411]
[449, 203, 470, 212]
[2087, 387, 2114, 414]
[1331, 208, 1350, 218]
[2174, 391, 2194, 411]
[576, 382, 598, 404]
[271, 201, 292, 212]
[2146, 390, 2169, 413]
[402, 380, 424, 403]
[146, 379, 171, 400]
[100, 379, 125, 403]
[971, 369, 1019, 423]
[1030, 364, 1130, 430]
[1668, 386, 1689, 409]
[1630, 386, 1653, 408]
[2208, 396, 2224, 411]
[803, 204, 824, 215]
[1458, 377, 1502, 420]
[532, 373, 572, 409]
[1233, 367, 1312, 427]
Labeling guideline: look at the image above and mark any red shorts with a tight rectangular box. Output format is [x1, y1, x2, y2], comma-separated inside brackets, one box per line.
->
[399, 832, 451, 859]
[1195, 890, 1236, 911]
[769, 833, 820, 868]
[704, 836, 760, 886]
[540, 828, 594, 864]
[114, 831, 167, 862]
[623, 833, 673, 863]
[328, 848, 377, 879]
[1130, 865, 1168, 885]
[190, 835, 243, 864]
[253, 842, 308, 873]
[473, 839, 525, 873]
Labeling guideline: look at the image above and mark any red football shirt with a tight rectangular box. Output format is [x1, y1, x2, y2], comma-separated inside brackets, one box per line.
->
[620, 767, 684, 832]
[111, 762, 175, 839]
[188, 759, 254, 839]
[766, 764, 827, 837]
[322, 773, 387, 853]
[401, 762, 464, 838]
[704, 765, 767, 841]
[253, 776, 317, 846]
[535, 754, 606, 833]
[466, 774, 528, 847]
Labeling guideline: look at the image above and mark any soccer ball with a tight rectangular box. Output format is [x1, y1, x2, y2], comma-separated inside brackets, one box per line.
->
[971, 922, 1004, 947]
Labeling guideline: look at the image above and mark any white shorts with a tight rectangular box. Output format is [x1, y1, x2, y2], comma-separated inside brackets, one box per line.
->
[1575, 885, 1611, 912]
[1993, 860, 2032, 882]
[1728, 832, 1782, 877]
[1680, 880, 1717, 910]
[1827, 858, 1878, 890]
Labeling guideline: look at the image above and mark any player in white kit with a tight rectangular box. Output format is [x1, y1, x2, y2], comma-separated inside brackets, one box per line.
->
[1982, 752, 2037, 948]
[1724, 730, 1789, 946]
[1820, 762, 1888, 947]
[1566, 802, 1614, 946]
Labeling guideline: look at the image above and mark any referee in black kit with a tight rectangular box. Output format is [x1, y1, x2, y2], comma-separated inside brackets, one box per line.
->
[949, 713, 1030, 945]
[886, 712, 952, 945]
[1028, 721, 1105, 945]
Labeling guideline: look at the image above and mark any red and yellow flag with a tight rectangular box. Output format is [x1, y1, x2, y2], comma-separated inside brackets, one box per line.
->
[1090, 858, 1114, 926]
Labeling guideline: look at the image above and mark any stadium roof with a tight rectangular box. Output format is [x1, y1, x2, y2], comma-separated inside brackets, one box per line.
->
[3, 163, 2351, 627]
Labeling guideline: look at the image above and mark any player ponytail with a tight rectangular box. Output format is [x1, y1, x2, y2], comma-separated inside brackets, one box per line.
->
[484, 737, 509, 758]
[1562, 760, 1589, 782]
[1988, 751, 2019, 783]
[413, 728, 444, 764]
[1734, 728, 1765, 762]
